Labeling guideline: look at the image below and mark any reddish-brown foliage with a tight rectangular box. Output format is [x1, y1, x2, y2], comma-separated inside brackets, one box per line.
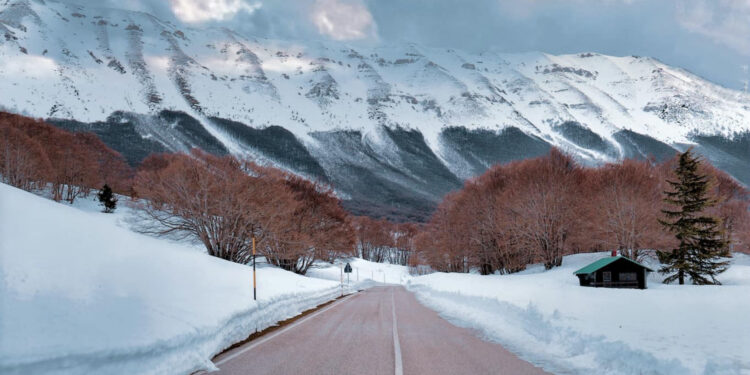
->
[578, 159, 674, 261]
[73, 132, 132, 194]
[413, 148, 750, 273]
[132, 151, 356, 271]
[0, 124, 51, 191]
[262, 174, 355, 274]
[704, 163, 750, 254]
[351, 216, 417, 266]
[132, 151, 291, 263]
[0, 112, 132, 202]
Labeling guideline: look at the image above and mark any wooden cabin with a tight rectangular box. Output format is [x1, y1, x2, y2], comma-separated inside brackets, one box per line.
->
[574, 255, 654, 289]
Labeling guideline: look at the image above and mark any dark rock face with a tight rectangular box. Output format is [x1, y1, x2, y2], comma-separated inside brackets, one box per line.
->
[439, 126, 551, 176]
[691, 133, 750, 187]
[49, 114, 169, 165]
[555, 121, 617, 157]
[45, 111, 749, 222]
[49, 110, 228, 165]
[613, 129, 679, 162]
[307, 128, 461, 222]
[156, 111, 228, 155]
[209, 117, 328, 182]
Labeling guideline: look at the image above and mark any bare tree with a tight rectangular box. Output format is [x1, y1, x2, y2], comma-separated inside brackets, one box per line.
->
[587, 160, 669, 261]
[502, 150, 577, 269]
[132, 151, 292, 263]
[261, 175, 355, 274]
[0, 124, 51, 191]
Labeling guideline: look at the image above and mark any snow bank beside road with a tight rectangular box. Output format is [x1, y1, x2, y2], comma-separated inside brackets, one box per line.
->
[0, 183, 341, 375]
[408, 252, 750, 375]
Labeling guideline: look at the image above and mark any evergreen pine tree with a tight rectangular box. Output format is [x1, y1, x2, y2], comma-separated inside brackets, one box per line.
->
[97, 184, 118, 213]
[658, 148, 730, 285]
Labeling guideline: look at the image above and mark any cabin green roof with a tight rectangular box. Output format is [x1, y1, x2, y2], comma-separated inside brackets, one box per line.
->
[573, 255, 654, 275]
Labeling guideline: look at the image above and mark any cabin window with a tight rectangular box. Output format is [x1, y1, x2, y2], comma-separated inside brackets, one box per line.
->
[620, 272, 637, 282]
[603, 271, 611, 282]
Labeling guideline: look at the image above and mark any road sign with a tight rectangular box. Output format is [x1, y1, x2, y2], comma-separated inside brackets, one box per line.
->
[344, 263, 353, 273]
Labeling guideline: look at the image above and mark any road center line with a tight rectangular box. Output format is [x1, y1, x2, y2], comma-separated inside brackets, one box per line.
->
[215, 293, 357, 366]
[392, 289, 403, 375]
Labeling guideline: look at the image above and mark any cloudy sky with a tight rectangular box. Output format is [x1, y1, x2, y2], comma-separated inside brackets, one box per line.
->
[83, 0, 750, 90]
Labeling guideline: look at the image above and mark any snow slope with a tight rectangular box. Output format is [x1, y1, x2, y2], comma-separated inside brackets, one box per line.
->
[407, 253, 750, 375]
[0, 183, 343, 375]
[2, 0, 749, 144]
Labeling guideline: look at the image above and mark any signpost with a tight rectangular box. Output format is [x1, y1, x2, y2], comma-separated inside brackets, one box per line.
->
[252, 235, 256, 301]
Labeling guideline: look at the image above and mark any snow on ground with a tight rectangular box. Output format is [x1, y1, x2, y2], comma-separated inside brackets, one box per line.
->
[307, 257, 412, 289]
[3, 182, 746, 375]
[0, 183, 343, 375]
[408, 252, 750, 375]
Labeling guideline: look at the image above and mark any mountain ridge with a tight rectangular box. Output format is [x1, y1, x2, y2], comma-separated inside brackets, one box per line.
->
[2, 0, 749, 220]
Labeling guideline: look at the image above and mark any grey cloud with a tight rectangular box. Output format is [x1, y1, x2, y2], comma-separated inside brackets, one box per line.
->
[59, 0, 750, 89]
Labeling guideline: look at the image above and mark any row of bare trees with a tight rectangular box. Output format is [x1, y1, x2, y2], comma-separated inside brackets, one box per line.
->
[4, 112, 747, 276]
[0, 112, 131, 202]
[0, 112, 359, 274]
[413, 149, 750, 274]
[350, 216, 418, 266]
[131, 150, 355, 274]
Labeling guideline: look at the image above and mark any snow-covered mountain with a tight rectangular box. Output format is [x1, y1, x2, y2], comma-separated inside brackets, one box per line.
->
[2, 0, 749, 220]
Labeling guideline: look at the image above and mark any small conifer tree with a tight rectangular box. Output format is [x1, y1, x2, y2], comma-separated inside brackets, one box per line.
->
[658, 149, 730, 285]
[97, 184, 118, 213]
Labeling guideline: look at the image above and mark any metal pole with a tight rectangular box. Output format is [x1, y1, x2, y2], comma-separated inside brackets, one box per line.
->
[340, 264, 343, 297]
[252, 235, 256, 301]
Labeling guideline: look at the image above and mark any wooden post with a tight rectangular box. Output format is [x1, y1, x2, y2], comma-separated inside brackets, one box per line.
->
[252, 235, 256, 301]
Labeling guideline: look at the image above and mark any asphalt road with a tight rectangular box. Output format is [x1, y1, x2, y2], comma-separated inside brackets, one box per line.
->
[212, 286, 548, 375]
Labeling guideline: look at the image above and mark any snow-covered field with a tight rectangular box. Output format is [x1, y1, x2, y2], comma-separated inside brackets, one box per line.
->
[3, 180, 748, 375]
[408, 252, 750, 375]
[0, 183, 343, 375]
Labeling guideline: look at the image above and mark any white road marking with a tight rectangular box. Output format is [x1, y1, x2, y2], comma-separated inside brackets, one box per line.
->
[214, 293, 358, 367]
[392, 289, 403, 375]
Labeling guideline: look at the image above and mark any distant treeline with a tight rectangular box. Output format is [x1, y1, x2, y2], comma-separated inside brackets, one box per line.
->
[0, 112, 413, 274]
[2, 112, 748, 276]
[412, 149, 750, 274]
[0, 112, 132, 201]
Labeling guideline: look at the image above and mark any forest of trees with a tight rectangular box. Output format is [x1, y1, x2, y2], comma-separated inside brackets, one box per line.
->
[2, 111, 748, 278]
[131, 151, 355, 273]
[0, 112, 132, 202]
[412, 149, 750, 275]
[350, 216, 418, 265]
[0, 112, 358, 275]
